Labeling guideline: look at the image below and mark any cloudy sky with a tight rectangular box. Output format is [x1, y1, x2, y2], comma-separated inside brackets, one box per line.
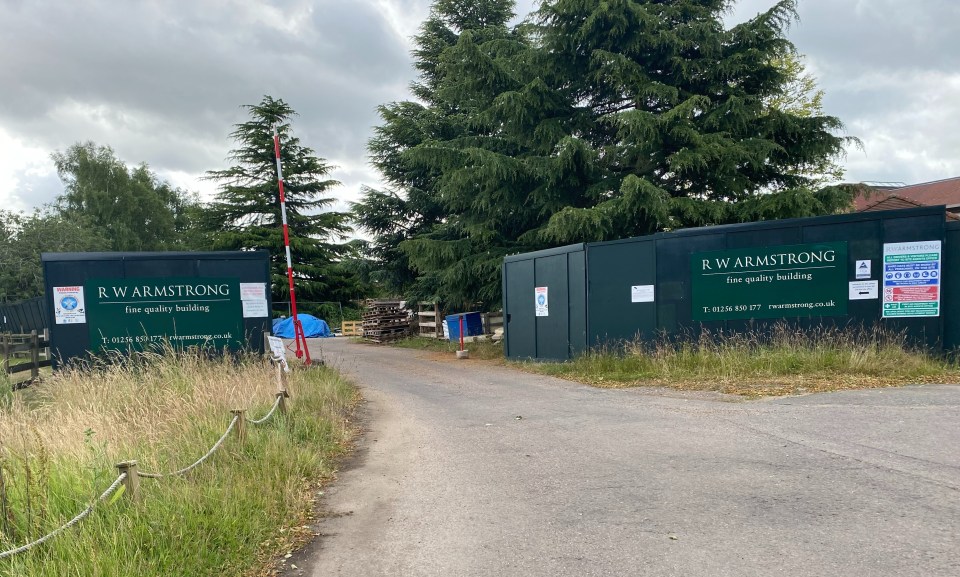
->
[1, 0, 958, 217]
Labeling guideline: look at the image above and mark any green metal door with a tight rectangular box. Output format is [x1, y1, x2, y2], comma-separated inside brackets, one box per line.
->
[535, 254, 569, 360]
[586, 238, 657, 347]
[504, 260, 536, 359]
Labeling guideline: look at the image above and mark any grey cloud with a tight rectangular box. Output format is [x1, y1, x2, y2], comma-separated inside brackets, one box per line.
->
[790, 0, 960, 77]
[3, 0, 959, 213]
[727, 0, 960, 184]
[0, 0, 414, 197]
[8, 167, 62, 210]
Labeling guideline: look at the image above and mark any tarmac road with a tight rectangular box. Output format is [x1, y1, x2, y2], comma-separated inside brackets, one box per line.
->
[297, 338, 960, 577]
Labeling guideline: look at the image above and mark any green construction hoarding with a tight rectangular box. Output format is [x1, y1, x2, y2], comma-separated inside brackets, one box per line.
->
[691, 242, 848, 321]
[504, 206, 952, 361]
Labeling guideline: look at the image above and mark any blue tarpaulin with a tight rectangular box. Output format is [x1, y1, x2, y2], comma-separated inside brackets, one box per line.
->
[271, 314, 333, 338]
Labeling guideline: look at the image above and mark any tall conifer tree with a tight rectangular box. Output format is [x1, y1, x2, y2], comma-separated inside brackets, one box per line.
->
[204, 96, 356, 302]
[355, 0, 523, 305]
[360, 0, 854, 307]
[534, 0, 852, 241]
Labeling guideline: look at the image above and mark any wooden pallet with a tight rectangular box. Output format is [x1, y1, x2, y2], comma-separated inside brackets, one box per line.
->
[362, 300, 410, 343]
[341, 320, 362, 337]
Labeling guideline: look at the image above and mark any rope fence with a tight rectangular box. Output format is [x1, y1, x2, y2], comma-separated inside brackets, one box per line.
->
[137, 414, 240, 479]
[246, 394, 285, 425]
[0, 361, 291, 560]
[0, 473, 127, 560]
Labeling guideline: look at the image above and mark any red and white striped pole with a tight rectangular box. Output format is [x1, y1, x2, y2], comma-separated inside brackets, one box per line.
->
[273, 126, 311, 364]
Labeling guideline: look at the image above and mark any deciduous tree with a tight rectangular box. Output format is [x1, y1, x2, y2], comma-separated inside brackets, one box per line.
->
[0, 209, 109, 301]
[52, 142, 197, 251]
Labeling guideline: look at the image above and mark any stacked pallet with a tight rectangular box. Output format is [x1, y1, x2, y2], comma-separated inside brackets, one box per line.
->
[362, 300, 410, 343]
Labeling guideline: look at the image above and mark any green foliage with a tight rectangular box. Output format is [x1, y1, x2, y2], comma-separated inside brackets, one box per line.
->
[763, 51, 853, 186]
[52, 142, 200, 252]
[358, 0, 857, 308]
[532, 0, 853, 238]
[0, 209, 110, 301]
[355, 0, 545, 307]
[203, 96, 359, 303]
[1, 142, 206, 301]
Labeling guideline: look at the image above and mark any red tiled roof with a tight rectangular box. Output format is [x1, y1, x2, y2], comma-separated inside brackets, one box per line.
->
[859, 194, 960, 220]
[853, 176, 960, 211]
[859, 194, 923, 212]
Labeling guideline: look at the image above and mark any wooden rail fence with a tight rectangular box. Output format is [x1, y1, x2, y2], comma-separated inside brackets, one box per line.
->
[416, 304, 503, 340]
[417, 302, 444, 339]
[2, 329, 51, 380]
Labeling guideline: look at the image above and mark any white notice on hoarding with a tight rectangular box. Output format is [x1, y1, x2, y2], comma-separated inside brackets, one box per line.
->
[855, 260, 871, 279]
[240, 282, 266, 301]
[631, 285, 655, 303]
[53, 286, 86, 325]
[242, 299, 269, 318]
[535, 286, 549, 317]
[849, 281, 878, 300]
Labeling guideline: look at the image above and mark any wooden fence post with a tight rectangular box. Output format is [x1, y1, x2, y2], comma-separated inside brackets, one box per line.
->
[30, 330, 39, 379]
[275, 361, 289, 393]
[276, 391, 289, 415]
[1, 333, 8, 376]
[231, 410, 247, 443]
[116, 461, 140, 502]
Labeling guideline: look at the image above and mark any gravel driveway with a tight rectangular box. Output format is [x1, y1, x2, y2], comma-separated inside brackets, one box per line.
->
[296, 338, 960, 577]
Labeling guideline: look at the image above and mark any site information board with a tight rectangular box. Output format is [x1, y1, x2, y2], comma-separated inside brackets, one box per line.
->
[882, 241, 941, 318]
[84, 277, 245, 352]
[691, 242, 848, 321]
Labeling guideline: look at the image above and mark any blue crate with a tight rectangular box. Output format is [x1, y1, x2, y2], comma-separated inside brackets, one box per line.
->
[445, 312, 484, 341]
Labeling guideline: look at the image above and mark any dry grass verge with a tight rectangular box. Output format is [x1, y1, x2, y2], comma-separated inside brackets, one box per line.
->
[525, 325, 960, 397]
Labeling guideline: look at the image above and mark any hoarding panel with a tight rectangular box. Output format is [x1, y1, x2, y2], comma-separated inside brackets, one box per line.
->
[85, 277, 245, 352]
[586, 239, 657, 346]
[534, 254, 569, 360]
[691, 242, 848, 321]
[504, 260, 536, 359]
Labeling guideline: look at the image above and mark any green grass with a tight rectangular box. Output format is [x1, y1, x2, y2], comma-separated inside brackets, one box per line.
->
[524, 325, 960, 397]
[391, 327, 960, 397]
[393, 336, 504, 360]
[0, 351, 356, 576]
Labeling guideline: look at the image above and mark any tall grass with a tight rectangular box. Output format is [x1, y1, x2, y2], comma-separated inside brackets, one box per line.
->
[0, 350, 355, 576]
[529, 325, 960, 396]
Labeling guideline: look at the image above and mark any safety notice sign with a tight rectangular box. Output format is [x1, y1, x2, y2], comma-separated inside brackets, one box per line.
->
[882, 241, 941, 318]
[53, 286, 86, 325]
[535, 286, 549, 317]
